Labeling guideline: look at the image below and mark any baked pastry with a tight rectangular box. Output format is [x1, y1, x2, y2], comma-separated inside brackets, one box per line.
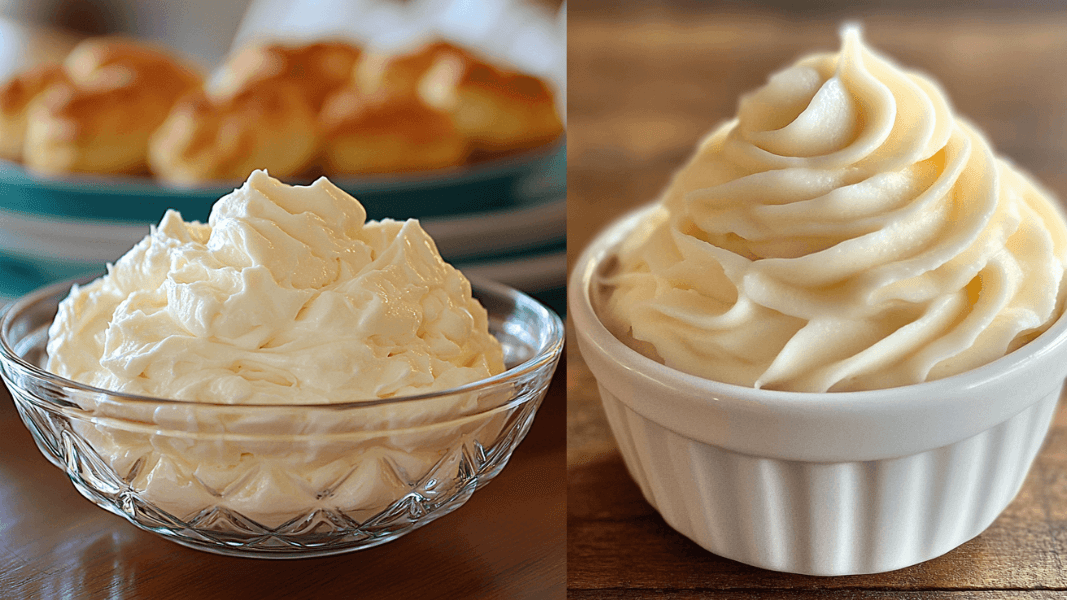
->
[23, 37, 201, 175]
[0, 63, 67, 161]
[12, 35, 558, 181]
[420, 50, 563, 154]
[320, 87, 467, 175]
[357, 40, 563, 155]
[149, 80, 319, 184]
[212, 40, 361, 115]
[63, 37, 200, 89]
[25, 82, 154, 175]
[354, 40, 460, 98]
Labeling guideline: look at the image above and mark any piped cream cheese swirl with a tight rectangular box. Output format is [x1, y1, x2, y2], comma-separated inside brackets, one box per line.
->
[603, 26, 1067, 392]
[47, 170, 504, 403]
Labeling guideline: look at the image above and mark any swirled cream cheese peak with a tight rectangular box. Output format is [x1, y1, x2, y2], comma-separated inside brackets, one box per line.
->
[47, 169, 504, 403]
[602, 26, 1067, 393]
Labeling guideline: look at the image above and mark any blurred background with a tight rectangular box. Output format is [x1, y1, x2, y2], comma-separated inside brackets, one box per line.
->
[0, 0, 567, 312]
[568, 0, 1067, 596]
[0, 0, 565, 90]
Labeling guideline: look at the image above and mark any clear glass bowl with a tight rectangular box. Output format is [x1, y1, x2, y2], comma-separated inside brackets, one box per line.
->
[0, 277, 563, 559]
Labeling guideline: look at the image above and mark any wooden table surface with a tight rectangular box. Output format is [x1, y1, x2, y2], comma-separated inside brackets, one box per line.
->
[567, 4, 1067, 598]
[0, 361, 566, 600]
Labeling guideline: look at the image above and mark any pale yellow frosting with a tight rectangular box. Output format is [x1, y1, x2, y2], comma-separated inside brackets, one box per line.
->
[603, 26, 1067, 392]
[44, 170, 508, 526]
[47, 170, 503, 403]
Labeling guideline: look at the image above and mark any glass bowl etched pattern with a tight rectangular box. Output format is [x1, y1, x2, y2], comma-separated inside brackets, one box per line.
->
[0, 278, 563, 559]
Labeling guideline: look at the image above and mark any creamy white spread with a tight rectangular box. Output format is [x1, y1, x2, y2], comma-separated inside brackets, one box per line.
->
[602, 26, 1067, 393]
[46, 170, 507, 526]
[48, 170, 503, 402]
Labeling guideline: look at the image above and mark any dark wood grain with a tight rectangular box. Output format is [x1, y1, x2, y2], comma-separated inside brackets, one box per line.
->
[0, 357, 566, 600]
[567, 4, 1067, 598]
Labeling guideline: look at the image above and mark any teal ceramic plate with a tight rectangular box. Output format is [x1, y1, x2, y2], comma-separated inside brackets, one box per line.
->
[0, 140, 565, 224]
[0, 142, 566, 302]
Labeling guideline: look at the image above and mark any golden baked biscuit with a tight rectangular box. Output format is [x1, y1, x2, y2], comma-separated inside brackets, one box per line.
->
[23, 37, 201, 175]
[354, 40, 462, 98]
[149, 81, 319, 185]
[0, 63, 67, 161]
[26, 82, 156, 175]
[320, 88, 467, 175]
[213, 40, 361, 115]
[420, 50, 563, 154]
[63, 37, 200, 90]
[358, 40, 562, 155]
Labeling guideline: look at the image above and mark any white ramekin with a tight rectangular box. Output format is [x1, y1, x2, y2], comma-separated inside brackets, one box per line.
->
[569, 204, 1067, 576]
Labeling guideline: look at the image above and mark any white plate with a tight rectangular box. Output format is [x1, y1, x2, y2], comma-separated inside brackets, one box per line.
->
[457, 249, 565, 293]
[0, 197, 566, 302]
[0, 196, 564, 264]
[422, 197, 564, 261]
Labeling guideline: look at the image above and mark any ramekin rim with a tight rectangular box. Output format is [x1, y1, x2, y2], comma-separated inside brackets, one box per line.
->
[1, 276, 564, 410]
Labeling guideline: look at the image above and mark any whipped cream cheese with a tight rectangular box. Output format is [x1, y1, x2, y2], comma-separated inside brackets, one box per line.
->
[602, 26, 1067, 392]
[45, 171, 508, 526]
[48, 170, 503, 402]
